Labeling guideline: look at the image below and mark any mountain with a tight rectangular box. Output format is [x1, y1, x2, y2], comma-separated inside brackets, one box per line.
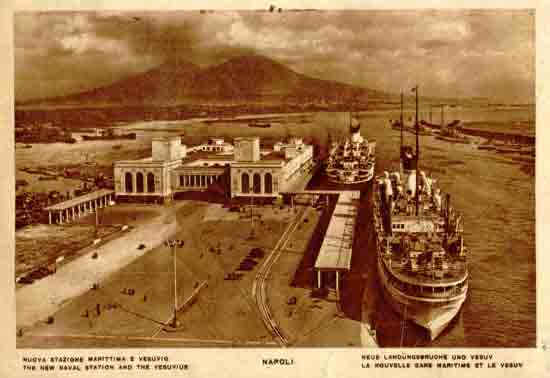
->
[34, 59, 202, 105]
[18, 54, 391, 107]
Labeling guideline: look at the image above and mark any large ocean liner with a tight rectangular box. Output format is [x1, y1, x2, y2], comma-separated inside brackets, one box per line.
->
[373, 88, 469, 341]
[325, 115, 376, 184]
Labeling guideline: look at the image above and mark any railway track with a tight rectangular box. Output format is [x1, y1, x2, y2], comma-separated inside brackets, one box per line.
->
[252, 206, 307, 347]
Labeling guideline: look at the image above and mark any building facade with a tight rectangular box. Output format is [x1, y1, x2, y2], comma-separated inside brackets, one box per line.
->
[114, 135, 313, 201]
[229, 137, 313, 197]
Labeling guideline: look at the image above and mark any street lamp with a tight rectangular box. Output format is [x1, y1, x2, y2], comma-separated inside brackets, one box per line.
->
[164, 239, 184, 328]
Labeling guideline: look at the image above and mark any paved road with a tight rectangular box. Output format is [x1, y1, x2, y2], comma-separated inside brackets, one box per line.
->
[16, 209, 178, 328]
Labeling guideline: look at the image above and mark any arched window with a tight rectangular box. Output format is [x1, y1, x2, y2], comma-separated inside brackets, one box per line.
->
[125, 172, 133, 193]
[242, 173, 250, 193]
[136, 172, 144, 193]
[147, 172, 155, 193]
[253, 173, 261, 194]
[264, 173, 273, 194]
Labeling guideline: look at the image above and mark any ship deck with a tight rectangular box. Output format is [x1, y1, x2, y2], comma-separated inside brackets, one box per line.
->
[381, 253, 468, 287]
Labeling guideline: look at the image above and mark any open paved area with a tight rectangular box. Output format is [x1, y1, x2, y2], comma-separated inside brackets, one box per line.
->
[17, 201, 307, 347]
[17, 192, 377, 348]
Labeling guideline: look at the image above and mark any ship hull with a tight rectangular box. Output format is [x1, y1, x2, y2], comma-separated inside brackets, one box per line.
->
[377, 257, 467, 341]
[392, 124, 432, 136]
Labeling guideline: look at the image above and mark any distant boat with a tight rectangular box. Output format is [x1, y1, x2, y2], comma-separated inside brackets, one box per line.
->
[248, 122, 271, 128]
[435, 117, 471, 144]
[82, 131, 136, 141]
[391, 120, 432, 136]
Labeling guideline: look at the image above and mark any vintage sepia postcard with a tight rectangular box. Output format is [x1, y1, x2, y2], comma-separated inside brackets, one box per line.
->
[3, 1, 549, 377]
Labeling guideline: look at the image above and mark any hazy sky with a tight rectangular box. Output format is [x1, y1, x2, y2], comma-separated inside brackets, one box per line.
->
[15, 10, 535, 102]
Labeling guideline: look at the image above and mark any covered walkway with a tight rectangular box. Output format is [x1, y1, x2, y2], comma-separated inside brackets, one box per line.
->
[44, 189, 114, 225]
[314, 191, 360, 299]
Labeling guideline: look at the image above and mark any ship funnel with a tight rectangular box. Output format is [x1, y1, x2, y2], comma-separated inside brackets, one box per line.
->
[350, 118, 361, 133]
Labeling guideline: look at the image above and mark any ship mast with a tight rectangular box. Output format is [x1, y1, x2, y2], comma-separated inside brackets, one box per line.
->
[400, 91, 404, 148]
[414, 85, 420, 216]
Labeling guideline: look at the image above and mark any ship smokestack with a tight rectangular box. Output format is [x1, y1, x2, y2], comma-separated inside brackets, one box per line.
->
[350, 117, 361, 134]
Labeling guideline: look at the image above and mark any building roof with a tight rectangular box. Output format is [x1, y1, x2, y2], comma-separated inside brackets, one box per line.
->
[45, 189, 114, 211]
[260, 151, 287, 161]
[314, 191, 360, 271]
[180, 158, 234, 168]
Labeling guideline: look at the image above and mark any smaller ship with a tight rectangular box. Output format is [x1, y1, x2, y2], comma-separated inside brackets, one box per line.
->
[325, 114, 375, 184]
[429, 104, 470, 144]
[391, 119, 433, 136]
[435, 120, 471, 144]
[390, 96, 434, 137]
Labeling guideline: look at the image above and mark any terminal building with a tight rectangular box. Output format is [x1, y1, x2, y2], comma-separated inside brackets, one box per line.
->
[114, 135, 314, 201]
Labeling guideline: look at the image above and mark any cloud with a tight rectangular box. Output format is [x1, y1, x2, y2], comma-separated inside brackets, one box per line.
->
[14, 10, 534, 102]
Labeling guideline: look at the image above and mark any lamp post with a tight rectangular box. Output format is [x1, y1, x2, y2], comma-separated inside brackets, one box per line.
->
[164, 239, 184, 328]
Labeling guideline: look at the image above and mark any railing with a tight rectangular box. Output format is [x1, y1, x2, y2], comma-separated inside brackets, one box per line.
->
[381, 260, 468, 298]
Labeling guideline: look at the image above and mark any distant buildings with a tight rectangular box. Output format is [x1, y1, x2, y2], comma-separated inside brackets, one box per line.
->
[15, 123, 76, 144]
[114, 135, 314, 202]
